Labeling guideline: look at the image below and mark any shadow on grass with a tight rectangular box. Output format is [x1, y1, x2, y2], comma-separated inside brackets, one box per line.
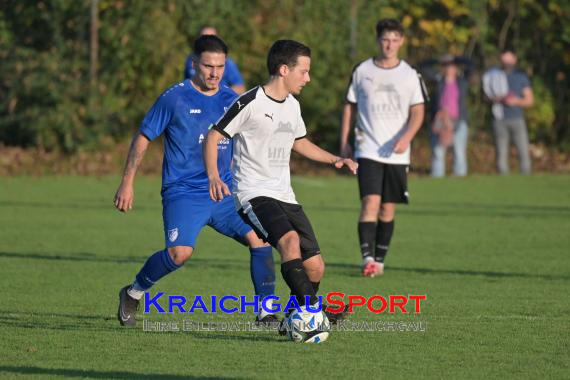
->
[3, 251, 567, 281]
[0, 309, 107, 321]
[0, 366, 238, 379]
[0, 309, 283, 342]
[387, 265, 570, 281]
[0, 309, 120, 332]
[0, 251, 143, 264]
[0, 252, 249, 270]
[325, 262, 570, 281]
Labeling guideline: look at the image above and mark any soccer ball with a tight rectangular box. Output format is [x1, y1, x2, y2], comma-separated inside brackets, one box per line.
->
[286, 308, 331, 343]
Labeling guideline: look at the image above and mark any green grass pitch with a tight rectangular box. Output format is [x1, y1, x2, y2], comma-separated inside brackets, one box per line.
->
[0, 174, 568, 379]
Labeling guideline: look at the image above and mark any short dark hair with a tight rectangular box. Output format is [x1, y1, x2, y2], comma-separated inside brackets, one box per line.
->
[376, 18, 404, 38]
[267, 40, 311, 76]
[193, 35, 228, 57]
[501, 47, 517, 56]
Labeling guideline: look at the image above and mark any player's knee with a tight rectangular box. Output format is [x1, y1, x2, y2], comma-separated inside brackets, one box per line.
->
[303, 254, 325, 281]
[167, 246, 193, 265]
[244, 230, 268, 248]
[361, 195, 380, 218]
[283, 231, 300, 249]
[379, 203, 396, 221]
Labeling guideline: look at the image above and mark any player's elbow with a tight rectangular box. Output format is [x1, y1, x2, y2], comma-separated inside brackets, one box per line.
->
[205, 130, 220, 145]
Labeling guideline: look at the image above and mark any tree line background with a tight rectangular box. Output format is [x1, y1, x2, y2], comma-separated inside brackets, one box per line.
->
[1, 0, 568, 154]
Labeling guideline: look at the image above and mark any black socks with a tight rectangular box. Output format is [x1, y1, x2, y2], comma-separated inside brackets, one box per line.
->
[359, 220, 395, 263]
[375, 220, 395, 263]
[281, 259, 318, 306]
[358, 222, 376, 260]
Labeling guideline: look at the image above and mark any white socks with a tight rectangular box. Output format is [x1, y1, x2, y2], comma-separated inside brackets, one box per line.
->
[127, 282, 145, 300]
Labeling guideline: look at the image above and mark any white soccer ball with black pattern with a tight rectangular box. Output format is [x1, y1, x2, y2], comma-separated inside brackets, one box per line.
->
[286, 308, 331, 343]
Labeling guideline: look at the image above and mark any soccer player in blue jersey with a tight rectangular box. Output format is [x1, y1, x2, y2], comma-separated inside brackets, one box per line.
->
[114, 35, 276, 327]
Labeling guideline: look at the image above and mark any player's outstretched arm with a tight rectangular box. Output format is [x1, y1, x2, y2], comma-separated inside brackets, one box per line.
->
[394, 103, 425, 154]
[204, 129, 231, 202]
[293, 137, 358, 175]
[114, 132, 150, 212]
[340, 102, 356, 158]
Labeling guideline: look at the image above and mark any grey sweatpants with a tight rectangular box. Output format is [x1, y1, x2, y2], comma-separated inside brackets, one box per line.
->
[493, 118, 531, 174]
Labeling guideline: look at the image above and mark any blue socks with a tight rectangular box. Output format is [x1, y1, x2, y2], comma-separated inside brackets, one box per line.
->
[134, 249, 181, 291]
[131, 247, 274, 304]
[249, 246, 275, 300]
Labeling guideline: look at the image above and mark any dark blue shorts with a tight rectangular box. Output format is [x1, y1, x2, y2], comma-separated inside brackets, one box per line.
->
[162, 195, 251, 248]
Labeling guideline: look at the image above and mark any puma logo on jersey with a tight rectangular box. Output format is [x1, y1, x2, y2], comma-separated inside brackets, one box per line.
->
[189, 109, 201, 114]
[264, 113, 273, 121]
[364, 76, 373, 82]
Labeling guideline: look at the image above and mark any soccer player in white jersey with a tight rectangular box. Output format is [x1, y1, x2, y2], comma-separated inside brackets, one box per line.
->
[204, 40, 358, 326]
[339, 19, 426, 277]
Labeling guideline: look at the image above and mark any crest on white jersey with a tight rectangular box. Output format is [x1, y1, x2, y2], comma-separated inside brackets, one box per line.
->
[275, 121, 294, 134]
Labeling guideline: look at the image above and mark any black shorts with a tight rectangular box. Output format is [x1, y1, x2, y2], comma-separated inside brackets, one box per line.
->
[357, 158, 409, 203]
[238, 196, 321, 260]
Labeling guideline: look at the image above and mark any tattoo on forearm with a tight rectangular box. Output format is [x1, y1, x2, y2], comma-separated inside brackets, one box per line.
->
[124, 140, 146, 177]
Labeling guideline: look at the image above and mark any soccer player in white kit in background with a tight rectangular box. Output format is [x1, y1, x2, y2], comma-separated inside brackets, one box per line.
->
[340, 18, 426, 277]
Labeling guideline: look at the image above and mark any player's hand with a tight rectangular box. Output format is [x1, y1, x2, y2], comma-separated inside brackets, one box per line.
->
[209, 177, 231, 202]
[334, 158, 358, 175]
[114, 182, 134, 212]
[393, 137, 411, 154]
[340, 144, 353, 159]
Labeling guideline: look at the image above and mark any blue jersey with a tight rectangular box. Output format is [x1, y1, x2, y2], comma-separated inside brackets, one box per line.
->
[184, 55, 245, 88]
[139, 80, 238, 201]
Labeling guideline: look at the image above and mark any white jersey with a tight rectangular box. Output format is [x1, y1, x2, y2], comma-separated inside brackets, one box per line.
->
[346, 59, 425, 165]
[213, 86, 306, 207]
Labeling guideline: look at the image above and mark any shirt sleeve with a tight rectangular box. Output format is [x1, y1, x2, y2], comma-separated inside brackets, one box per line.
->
[223, 58, 245, 86]
[213, 93, 254, 138]
[139, 90, 176, 141]
[410, 71, 426, 106]
[345, 70, 357, 104]
[295, 103, 307, 140]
